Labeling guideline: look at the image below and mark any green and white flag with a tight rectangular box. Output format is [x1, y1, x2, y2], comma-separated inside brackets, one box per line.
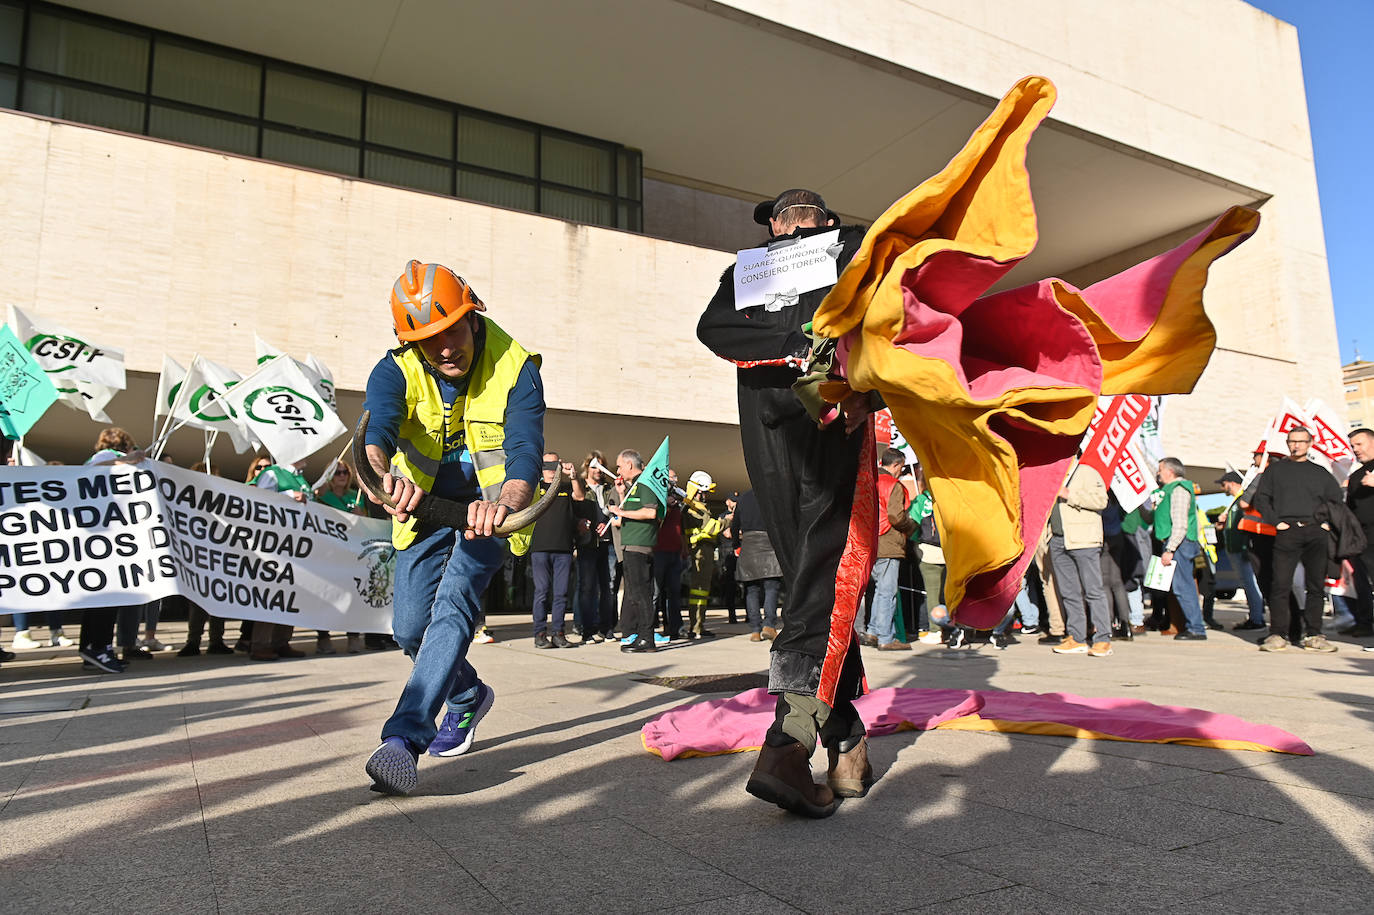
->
[627, 436, 671, 507]
[6, 305, 125, 422]
[256, 335, 337, 411]
[154, 354, 186, 419]
[217, 354, 346, 466]
[0, 324, 60, 439]
[165, 355, 259, 453]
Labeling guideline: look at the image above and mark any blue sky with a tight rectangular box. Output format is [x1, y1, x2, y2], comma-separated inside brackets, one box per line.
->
[1248, 0, 1372, 365]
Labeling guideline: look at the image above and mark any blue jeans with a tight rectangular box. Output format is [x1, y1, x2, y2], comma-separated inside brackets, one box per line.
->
[1126, 588, 1145, 626]
[384, 526, 503, 750]
[865, 557, 901, 643]
[1007, 580, 1038, 631]
[744, 578, 782, 632]
[1231, 551, 1266, 625]
[531, 551, 573, 635]
[575, 542, 612, 635]
[1168, 539, 1206, 635]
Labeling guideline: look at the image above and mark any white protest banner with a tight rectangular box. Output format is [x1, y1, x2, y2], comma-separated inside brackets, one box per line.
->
[6, 305, 126, 422]
[216, 355, 346, 466]
[733, 229, 842, 311]
[0, 462, 394, 631]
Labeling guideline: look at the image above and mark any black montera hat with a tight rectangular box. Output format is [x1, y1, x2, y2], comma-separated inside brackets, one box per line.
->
[1216, 470, 1244, 485]
[753, 188, 839, 226]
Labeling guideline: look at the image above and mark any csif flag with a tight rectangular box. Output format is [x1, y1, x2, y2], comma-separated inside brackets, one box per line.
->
[6, 305, 125, 422]
[256, 335, 338, 411]
[165, 355, 259, 453]
[216, 355, 346, 466]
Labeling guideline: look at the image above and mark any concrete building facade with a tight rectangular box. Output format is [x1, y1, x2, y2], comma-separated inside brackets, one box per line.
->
[1345, 360, 1374, 432]
[0, 0, 1343, 492]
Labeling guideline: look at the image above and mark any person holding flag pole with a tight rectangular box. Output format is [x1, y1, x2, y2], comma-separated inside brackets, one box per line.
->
[607, 439, 669, 652]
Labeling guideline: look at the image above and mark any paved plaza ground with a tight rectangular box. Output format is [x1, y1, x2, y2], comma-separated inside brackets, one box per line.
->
[2, 599, 1372, 914]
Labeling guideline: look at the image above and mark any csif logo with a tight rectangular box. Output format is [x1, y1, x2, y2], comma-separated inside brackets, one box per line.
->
[243, 385, 325, 435]
[167, 380, 242, 422]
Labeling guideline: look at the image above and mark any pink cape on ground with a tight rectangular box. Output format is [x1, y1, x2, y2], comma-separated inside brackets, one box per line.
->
[641, 687, 1313, 761]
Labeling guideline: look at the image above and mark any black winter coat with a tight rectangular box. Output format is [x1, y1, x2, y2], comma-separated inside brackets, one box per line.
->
[1313, 499, 1368, 579]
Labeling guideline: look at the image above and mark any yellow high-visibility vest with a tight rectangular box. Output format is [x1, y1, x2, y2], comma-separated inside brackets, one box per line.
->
[387, 319, 538, 551]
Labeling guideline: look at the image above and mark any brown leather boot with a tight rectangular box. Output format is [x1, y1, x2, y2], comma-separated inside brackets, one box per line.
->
[826, 736, 873, 798]
[745, 740, 839, 818]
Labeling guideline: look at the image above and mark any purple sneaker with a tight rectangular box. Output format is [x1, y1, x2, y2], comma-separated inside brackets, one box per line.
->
[366, 736, 419, 795]
[428, 683, 495, 757]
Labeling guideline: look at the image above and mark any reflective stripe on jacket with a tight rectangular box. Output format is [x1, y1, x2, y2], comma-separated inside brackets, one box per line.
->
[388, 319, 538, 550]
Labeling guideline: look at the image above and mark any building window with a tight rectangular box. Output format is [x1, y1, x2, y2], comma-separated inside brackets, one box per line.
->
[0, 0, 643, 231]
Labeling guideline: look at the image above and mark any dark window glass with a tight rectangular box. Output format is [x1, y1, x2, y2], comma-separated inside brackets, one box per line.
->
[366, 92, 451, 159]
[264, 68, 360, 138]
[458, 169, 536, 211]
[617, 201, 642, 232]
[152, 41, 259, 116]
[149, 105, 256, 156]
[23, 78, 143, 131]
[618, 148, 642, 201]
[458, 114, 535, 177]
[0, 72, 15, 109]
[542, 187, 613, 227]
[542, 134, 612, 194]
[26, 12, 147, 91]
[0, 3, 22, 66]
[365, 150, 450, 195]
[262, 128, 358, 175]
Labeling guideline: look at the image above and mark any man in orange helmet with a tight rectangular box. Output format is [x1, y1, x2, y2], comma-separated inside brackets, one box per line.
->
[361, 260, 545, 795]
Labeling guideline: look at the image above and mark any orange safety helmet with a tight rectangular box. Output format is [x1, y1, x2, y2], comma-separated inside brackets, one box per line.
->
[389, 260, 486, 342]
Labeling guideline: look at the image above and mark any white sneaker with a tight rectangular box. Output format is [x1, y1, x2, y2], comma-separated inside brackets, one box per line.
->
[12, 630, 41, 650]
[141, 637, 168, 652]
[918, 631, 943, 645]
[51, 632, 75, 647]
[473, 628, 495, 644]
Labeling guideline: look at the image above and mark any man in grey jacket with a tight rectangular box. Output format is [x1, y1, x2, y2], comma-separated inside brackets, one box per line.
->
[1048, 463, 1112, 656]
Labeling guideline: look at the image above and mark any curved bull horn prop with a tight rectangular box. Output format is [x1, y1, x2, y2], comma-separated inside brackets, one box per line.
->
[353, 410, 564, 536]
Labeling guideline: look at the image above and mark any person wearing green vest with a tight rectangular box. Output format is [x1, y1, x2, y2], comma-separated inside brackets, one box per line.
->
[250, 458, 312, 659]
[315, 460, 366, 514]
[1142, 457, 1208, 639]
[360, 260, 545, 796]
[609, 448, 664, 652]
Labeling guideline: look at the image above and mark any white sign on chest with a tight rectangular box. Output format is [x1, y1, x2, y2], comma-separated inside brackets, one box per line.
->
[733, 230, 842, 311]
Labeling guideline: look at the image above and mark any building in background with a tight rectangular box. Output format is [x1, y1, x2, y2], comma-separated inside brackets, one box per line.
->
[0, 0, 1344, 491]
[1346, 359, 1374, 431]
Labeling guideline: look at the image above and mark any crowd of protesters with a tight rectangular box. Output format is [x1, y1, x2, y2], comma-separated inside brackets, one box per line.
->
[4, 423, 1373, 672]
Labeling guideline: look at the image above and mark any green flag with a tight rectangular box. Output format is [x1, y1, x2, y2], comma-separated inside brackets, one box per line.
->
[628, 436, 671, 507]
[0, 324, 60, 439]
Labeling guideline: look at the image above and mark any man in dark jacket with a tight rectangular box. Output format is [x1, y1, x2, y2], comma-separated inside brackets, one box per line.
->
[1252, 426, 1342, 652]
[1344, 427, 1374, 641]
[697, 189, 871, 818]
